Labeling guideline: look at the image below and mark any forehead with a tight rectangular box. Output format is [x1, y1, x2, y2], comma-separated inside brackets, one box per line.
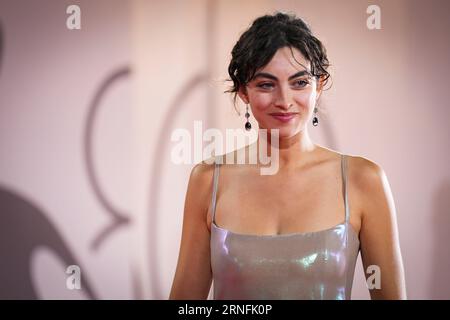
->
[257, 46, 311, 75]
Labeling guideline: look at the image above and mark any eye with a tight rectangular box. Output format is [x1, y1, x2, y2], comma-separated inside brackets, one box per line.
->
[293, 79, 309, 88]
[257, 82, 274, 89]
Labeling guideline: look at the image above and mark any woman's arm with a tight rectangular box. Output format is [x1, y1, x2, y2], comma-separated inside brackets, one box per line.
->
[355, 157, 407, 299]
[169, 162, 214, 299]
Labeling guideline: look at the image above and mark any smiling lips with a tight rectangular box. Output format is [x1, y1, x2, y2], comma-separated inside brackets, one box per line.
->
[269, 112, 299, 123]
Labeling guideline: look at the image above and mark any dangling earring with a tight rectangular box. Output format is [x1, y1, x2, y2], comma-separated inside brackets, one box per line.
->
[312, 106, 319, 126]
[245, 104, 251, 131]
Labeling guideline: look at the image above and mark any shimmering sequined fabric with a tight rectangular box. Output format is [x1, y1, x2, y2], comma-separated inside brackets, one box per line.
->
[210, 154, 360, 300]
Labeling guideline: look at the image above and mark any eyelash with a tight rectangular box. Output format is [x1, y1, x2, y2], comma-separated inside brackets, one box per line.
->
[257, 80, 309, 89]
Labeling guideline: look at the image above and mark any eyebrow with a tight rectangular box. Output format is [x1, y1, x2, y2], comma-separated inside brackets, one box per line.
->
[251, 70, 312, 81]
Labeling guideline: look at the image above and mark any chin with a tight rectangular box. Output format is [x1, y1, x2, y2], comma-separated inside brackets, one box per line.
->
[278, 128, 301, 139]
[264, 125, 301, 139]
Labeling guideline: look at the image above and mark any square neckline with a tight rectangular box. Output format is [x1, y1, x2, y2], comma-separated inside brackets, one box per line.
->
[211, 219, 359, 243]
[209, 153, 359, 242]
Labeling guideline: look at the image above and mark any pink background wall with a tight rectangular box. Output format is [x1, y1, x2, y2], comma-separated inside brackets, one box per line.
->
[0, 0, 449, 299]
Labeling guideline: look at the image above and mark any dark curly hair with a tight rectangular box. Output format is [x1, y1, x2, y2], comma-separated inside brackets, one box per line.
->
[225, 11, 331, 112]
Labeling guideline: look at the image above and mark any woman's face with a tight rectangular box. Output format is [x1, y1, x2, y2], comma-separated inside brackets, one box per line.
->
[238, 46, 324, 138]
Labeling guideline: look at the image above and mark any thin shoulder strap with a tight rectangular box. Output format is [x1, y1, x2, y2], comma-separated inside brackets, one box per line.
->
[210, 162, 221, 224]
[341, 154, 350, 222]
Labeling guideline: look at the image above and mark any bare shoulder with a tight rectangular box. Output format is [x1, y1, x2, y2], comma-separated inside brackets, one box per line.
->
[346, 154, 393, 222]
[345, 156, 405, 299]
[346, 154, 386, 193]
[190, 158, 215, 181]
[306, 146, 385, 190]
[186, 158, 218, 213]
[314, 148, 383, 227]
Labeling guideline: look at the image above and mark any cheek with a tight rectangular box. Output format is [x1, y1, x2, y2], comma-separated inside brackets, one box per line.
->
[294, 91, 316, 110]
[249, 94, 272, 111]
[294, 94, 310, 106]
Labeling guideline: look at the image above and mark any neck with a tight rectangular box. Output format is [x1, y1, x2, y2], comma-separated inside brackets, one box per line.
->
[257, 129, 316, 169]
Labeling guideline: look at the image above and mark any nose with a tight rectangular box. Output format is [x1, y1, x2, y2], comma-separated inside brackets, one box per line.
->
[274, 84, 293, 110]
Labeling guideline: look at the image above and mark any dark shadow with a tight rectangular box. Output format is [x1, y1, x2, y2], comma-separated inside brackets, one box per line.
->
[84, 66, 131, 251]
[0, 186, 97, 299]
[147, 73, 209, 298]
[85, 66, 143, 298]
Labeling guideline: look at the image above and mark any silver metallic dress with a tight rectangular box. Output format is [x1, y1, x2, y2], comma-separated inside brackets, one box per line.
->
[210, 154, 360, 299]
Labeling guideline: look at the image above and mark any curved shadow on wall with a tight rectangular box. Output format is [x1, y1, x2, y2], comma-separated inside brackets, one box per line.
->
[0, 18, 96, 300]
[148, 73, 210, 298]
[430, 179, 450, 299]
[84, 66, 143, 298]
[0, 66, 133, 299]
[0, 187, 97, 299]
[84, 67, 131, 251]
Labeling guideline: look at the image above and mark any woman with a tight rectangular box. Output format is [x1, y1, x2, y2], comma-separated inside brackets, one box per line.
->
[169, 11, 406, 300]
